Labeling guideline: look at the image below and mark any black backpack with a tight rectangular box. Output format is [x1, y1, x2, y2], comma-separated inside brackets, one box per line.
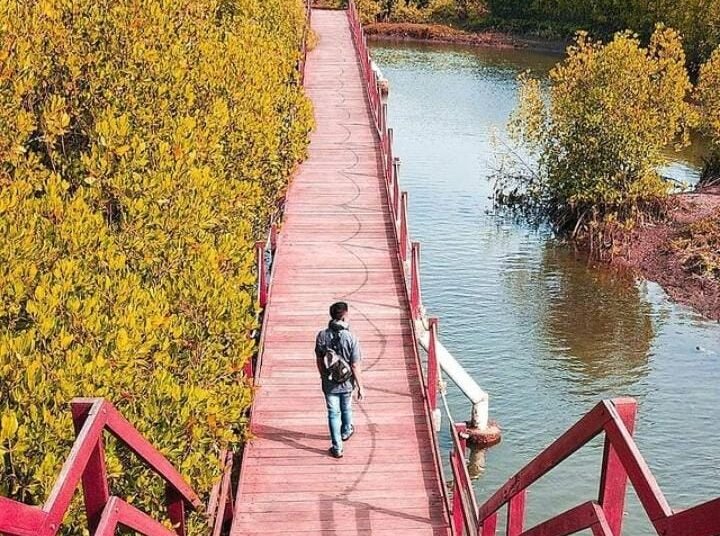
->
[323, 331, 354, 384]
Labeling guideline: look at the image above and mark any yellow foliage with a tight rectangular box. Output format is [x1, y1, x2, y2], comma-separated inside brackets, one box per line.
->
[672, 211, 720, 279]
[697, 47, 720, 153]
[0, 0, 312, 533]
[356, 0, 383, 23]
[389, 3, 430, 23]
[501, 26, 696, 237]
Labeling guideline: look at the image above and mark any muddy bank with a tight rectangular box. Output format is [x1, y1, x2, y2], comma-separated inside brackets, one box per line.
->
[365, 22, 566, 52]
[615, 185, 720, 321]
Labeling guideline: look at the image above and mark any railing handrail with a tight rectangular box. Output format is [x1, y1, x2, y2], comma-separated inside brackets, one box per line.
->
[346, 0, 492, 433]
[0, 398, 201, 536]
[346, 3, 492, 533]
[476, 398, 720, 536]
[444, 396, 479, 535]
[343, 7, 720, 536]
[207, 450, 234, 536]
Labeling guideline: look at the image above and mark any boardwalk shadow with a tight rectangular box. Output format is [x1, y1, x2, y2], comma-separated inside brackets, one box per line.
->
[252, 423, 328, 456]
[365, 385, 413, 398]
[313, 392, 445, 532]
[317, 493, 440, 532]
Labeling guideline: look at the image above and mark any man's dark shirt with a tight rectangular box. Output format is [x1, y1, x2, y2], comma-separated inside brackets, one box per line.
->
[315, 319, 362, 394]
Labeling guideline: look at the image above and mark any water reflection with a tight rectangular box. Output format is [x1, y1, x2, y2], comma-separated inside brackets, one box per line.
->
[504, 243, 654, 390]
[373, 41, 560, 77]
[373, 40, 720, 534]
[467, 446, 487, 480]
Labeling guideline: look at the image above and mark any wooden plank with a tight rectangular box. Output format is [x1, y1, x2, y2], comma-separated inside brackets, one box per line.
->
[244, 464, 439, 476]
[232, 515, 448, 532]
[234, 529, 450, 536]
[230, 8, 450, 536]
[240, 488, 445, 503]
[239, 475, 443, 493]
[233, 507, 445, 523]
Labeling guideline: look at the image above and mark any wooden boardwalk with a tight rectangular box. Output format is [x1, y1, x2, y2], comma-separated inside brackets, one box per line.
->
[230, 9, 452, 536]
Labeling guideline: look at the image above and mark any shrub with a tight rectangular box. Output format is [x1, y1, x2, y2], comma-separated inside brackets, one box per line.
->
[672, 212, 720, 280]
[428, 0, 460, 21]
[0, 0, 312, 533]
[696, 47, 720, 184]
[389, 3, 431, 23]
[357, 0, 384, 23]
[483, 0, 720, 67]
[496, 26, 696, 247]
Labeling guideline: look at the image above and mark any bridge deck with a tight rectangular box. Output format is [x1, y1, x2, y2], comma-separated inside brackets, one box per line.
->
[230, 9, 452, 536]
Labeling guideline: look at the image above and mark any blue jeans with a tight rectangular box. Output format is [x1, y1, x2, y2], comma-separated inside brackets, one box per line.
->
[325, 392, 353, 453]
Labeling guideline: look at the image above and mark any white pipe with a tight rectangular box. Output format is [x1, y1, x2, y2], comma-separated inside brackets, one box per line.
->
[415, 319, 489, 430]
[371, 60, 389, 95]
[370, 60, 386, 83]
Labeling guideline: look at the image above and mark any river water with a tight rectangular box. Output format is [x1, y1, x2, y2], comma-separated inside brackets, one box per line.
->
[371, 41, 720, 533]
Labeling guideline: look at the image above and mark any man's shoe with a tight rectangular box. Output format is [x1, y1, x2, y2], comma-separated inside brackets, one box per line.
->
[341, 426, 355, 442]
[328, 447, 343, 458]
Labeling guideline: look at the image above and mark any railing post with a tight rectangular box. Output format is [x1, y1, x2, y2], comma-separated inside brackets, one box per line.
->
[210, 451, 234, 536]
[243, 357, 254, 380]
[71, 402, 109, 535]
[375, 88, 381, 128]
[450, 423, 471, 535]
[451, 480, 464, 535]
[455, 422, 468, 454]
[365, 38, 370, 76]
[386, 128, 393, 184]
[599, 399, 637, 535]
[398, 191, 409, 262]
[377, 95, 382, 127]
[382, 102, 387, 135]
[270, 223, 278, 252]
[393, 158, 401, 220]
[378, 101, 383, 140]
[507, 490, 526, 536]
[255, 240, 267, 309]
[166, 485, 186, 536]
[480, 513, 498, 536]
[427, 317, 439, 412]
[410, 242, 422, 319]
[365, 55, 370, 92]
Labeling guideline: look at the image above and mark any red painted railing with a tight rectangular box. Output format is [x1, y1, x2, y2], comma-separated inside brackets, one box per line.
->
[450, 422, 479, 535]
[345, 4, 720, 536]
[476, 398, 720, 536]
[409, 241, 423, 320]
[423, 309, 482, 535]
[0, 398, 203, 536]
[249, 210, 282, 381]
[206, 450, 234, 536]
[347, 2, 470, 530]
[426, 318, 439, 412]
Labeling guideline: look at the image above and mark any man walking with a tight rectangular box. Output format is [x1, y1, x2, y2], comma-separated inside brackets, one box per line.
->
[315, 301, 364, 458]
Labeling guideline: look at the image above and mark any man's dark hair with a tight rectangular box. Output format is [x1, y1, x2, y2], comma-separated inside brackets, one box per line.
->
[329, 302, 348, 321]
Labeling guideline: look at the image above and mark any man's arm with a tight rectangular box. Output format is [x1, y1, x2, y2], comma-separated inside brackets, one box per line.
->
[351, 336, 364, 400]
[315, 334, 325, 376]
[352, 363, 364, 400]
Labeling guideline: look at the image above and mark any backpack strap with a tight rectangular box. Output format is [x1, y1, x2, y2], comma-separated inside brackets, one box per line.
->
[329, 330, 342, 354]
